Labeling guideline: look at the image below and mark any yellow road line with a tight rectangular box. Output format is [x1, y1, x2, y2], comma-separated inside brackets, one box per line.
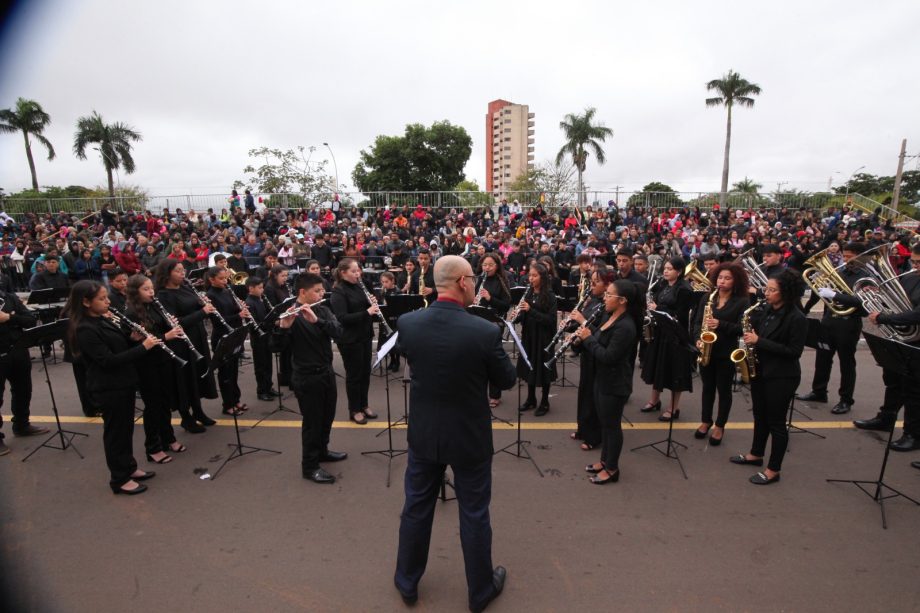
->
[9, 415, 901, 431]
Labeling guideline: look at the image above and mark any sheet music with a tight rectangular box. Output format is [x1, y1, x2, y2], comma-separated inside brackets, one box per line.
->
[504, 321, 531, 370]
[373, 331, 398, 369]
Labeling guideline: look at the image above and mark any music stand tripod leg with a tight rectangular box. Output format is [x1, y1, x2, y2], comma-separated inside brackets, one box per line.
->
[210, 409, 281, 480]
[630, 408, 688, 479]
[362, 369, 407, 487]
[495, 378, 544, 477]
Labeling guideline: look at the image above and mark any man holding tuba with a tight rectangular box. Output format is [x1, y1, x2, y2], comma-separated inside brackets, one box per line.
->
[796, 242, 869, 415]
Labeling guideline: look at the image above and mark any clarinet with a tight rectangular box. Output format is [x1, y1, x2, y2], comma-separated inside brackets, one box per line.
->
[227, 288, 267, 338]
[358, 280, 394, 336]
[183, 279, 232, 332]
[506, 285, 533, 324]
[106, 308, 187, 367]
[151, 296, 204, 363]
[472, 272, 487, 306]
[544, 277, 591, 352]
[544, 302, 603, 369]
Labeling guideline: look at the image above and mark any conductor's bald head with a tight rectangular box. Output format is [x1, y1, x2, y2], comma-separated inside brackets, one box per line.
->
[434, 255, 475, 306]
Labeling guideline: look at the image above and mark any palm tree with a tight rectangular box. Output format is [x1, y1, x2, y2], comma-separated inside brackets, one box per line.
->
[732, 176, 762, 194]
[0, 98, 56, 191]
[556, 107, 613, 206]
[706, 70, 762, 208]
[73, 111, 142, 197]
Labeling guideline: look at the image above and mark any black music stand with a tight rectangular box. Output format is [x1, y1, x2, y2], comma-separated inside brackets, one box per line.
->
[373, 295, 423, 381]
[208, 327, 281, 479]
[249, 297, 299, 429]
[827, 333, 920, 529]
[26, 287, 69, 363]
[630, 311, 689, 479]
[468, 306, 514, 427]
[495, 321, 544, 477]
[362, 333, 407, 486]
[786, 395, 825, 441]
[20, 320, 89, 462]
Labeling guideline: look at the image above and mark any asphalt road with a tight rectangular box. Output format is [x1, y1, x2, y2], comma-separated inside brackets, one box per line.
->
[2, 342, 919, 613]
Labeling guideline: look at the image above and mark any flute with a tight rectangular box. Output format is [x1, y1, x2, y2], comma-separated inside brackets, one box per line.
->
[106, 309, 187, 367]
[279, 299, 327, 319]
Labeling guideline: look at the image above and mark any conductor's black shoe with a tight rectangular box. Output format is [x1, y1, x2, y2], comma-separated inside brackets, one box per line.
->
[889, 434, 920, 452]
[831, 402, 852, 415]
[534, 402, 550, 417]
[796, 391, 827, 403]
[303, 467, 335, 483]
[12, 424, 49, 437]
[321, 450, 348, 462]
[912, 461, 920, 470]
[394, 579, 417, 606]
[258, 393, 275, 401]
[853, 416, 895, 431]
[470, 566, 506, 613]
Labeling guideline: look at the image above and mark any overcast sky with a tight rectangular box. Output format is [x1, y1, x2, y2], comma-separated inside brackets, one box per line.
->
[1, 0, 918, 199]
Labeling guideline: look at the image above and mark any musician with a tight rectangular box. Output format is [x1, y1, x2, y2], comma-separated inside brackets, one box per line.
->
[569, 267, 612, 450]
[67, 280, 159, 495]
[615, 247, 648, 294]
[306, 259, 332, 292]
[690, 262, 749, 445]
[125, 274, 185, 463]
[731, 270, 807, 485]
[226, 246, 248, 274]
[106, 268, 129, 313]
[856, 245, 920, 452]
[539, 255, 564, 296]
[265, 264, 293, 387]
[329, 258, 378, 425]
[632, 254, 649, 279]
[378, 271, 402, 372]
[398, 258, 417, 293]
[576, 278, 642, 484]
[759, 244, 785, 280]
[0, 287, 46, 454]
[205, 266, 249, 416]
[516, 261, 558, 416]
[409, 249, 437, 303]
[796, 242, 868, 414]
[275, 273, 347, 483]
[252, 251, 280, 282]
[394, 255, 515, 611]
[640, 256, 694, 421]
[245, 276, 276, 401]
[568, 253, 593, 287]
[155, 260, 218, 432]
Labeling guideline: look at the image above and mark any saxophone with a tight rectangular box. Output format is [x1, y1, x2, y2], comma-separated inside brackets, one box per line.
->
[418, 267, 428, 307]
[697, 289, 718, 366]
[730, 300, 763, 383]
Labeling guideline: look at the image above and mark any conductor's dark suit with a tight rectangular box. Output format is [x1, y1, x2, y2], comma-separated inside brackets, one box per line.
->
[394, 299, 516, 609]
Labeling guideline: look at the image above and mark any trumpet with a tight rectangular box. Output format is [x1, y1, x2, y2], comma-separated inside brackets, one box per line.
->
[151, 296, 204, 364]
[359, 280, 394, 336]
[506, 285, 533, 324]
[544, 303, 603, 369]
[106, 309, 187, 367]
[697, 289, 718, 367]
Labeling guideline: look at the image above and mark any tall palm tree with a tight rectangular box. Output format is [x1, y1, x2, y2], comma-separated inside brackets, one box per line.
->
[0, 98, 56, 191]
[73, 111, 142, 197]
[732, 176, 762, 194]
[706, 70, 762, 208]
[556, 107, 613, 206]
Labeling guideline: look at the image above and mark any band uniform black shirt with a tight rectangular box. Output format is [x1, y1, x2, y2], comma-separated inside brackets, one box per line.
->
[409, 267, 438, 303]
[206, 286, 243, 342]
[478, 275, 511, 316]
[690, 294, 748, 360]
[823, 265, 869, 322]
[329, 281, 374, 344]
[75, 316, 147, 392]
[750, 303, 808, 380]
[29, 270, 70, 291]
[275, 304, 343, 379]
[0, 291, 37, 355]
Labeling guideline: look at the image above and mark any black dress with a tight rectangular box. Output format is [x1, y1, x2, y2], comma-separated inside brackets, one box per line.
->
[641, 280, 694, 392]
[477, 274, 511, 318]
[329, 281, 374, 415]
[516, 291, 558, 387]
[157, 286, 219, 400]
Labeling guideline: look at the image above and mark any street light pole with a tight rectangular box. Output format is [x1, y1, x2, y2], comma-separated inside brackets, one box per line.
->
[844, 165, 866, 203]
[322, 142, 339, 194]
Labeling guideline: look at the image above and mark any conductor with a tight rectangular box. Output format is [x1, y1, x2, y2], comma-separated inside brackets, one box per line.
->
[394, 255, 516, 612]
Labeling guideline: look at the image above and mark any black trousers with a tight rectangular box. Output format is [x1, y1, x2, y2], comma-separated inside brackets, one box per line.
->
[699, 357, 735, 427]
[293, 370, 337, 471]
[339, 340, 371, 414]
[216, 355, 241, 409]
[278, 347, 292, 387]
[138, 365, 176, 455]
[595, 391, 627, 470]
[750, 377, 798, 472]
[395, 451, 494, 609]
[810, 318, 860, 404]
[93, 388, 138, 491]
[878, 366, 920, 437]
[251, 336, 273, 395]
[0, 351, 33, 438]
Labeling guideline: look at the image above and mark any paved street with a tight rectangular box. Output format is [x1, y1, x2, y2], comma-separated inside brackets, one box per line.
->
[2, 343, 919, 612]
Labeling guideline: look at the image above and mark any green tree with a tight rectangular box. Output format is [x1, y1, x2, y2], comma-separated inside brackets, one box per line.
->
[73, 111, 142, 198]
[706, 70, 762, 208]
[352, 121, 472, 193]
[626, 182, 682, 210]
[0, 98, 56, 191]
[234, 146, 336, 201]
[555, 107, 613, 206]
[732, 176, 762, 194]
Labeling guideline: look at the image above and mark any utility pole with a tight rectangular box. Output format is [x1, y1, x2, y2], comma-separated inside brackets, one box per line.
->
[891, 138, 907, 209]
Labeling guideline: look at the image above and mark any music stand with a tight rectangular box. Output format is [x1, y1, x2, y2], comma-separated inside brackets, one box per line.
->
[362, 333, 407, 486]
[27, 287, 68, 363]
[249, 297, 299, 429]
[495, 321, 544, 477]
[208, 326, 281, 479]
[467, 306, 513, 427]
[630, 311, 689, 479]
[20, 320, 89, 462]
[827, 333, 920, 529]
[786, 395, 825, 441]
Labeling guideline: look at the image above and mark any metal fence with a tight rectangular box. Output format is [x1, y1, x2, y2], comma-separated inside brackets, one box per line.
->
[0, 190, 913, 226]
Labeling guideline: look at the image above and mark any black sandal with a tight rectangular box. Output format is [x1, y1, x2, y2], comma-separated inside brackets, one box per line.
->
[146, 453, 173, 464]
[169, 443, 187, 453]
[590, 469, 620, 484]
[222, 407, 242, 416]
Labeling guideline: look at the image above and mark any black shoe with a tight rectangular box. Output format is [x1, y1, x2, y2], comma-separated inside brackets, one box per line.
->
[270, 389, 283, 397]
[182, 422, 206, 434]
[0, 440, 10, 456]
[796, 391, 827, 403]
[12, 424, 49, 437]
[195, 414, 217, 426]
[640, 400, 662, 413]
[729, 454, 763, 466]
[394, 579, 417, 606]
[321, 450, 348, 462]
[470, 566, 506, 613]
[853, 416, 895, 431]
[112, 483, 148, 495]
[258, 393, 275, 401]
[534, 402, 549, 417]
[303, 467, 335, 483]
[133, 470, 156, 481]
[911, 461, 920, 470]
[889, 434, 920, 452]
[831, 402, 852, 415]
[518, 401, 536, 412]
[694, 425, 711, 439]
[750, 471, 781, 485]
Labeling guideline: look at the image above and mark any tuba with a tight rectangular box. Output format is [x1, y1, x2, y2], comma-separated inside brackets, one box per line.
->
[735, 249, 769, 292]
[802, 248, 857, 316]
[852, 244, 920, 343]
[684, 259, 714, 292]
